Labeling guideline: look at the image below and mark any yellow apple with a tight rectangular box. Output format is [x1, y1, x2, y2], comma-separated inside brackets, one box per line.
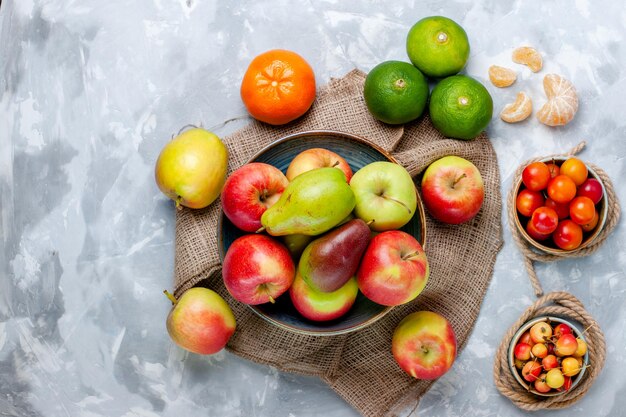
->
[155, 128, 228, 209]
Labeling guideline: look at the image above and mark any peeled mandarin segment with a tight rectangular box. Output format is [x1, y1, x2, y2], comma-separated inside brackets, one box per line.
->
[512, 46, 543, 72]
[500, 91, 533, 123]
[537, 74, 579, 126]
[488, 65, 517, 88]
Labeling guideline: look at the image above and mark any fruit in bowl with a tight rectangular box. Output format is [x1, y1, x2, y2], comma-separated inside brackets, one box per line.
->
[218, 131, 427, 336]
[514, 157, 607, 253]
[508, 316, 589, 396]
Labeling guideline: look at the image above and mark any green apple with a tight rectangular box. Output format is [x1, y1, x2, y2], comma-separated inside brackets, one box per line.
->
[349, 161, 417, 231]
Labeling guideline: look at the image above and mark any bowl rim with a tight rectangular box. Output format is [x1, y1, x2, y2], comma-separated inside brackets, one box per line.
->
[513, 156, 608, 255]
[216, 129, 427, 336]
[507, 315, 590, 396]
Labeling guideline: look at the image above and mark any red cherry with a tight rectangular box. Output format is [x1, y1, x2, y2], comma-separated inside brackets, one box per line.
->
[522, 162, 551, 191]
[526, 220, 551, 241]
[531, 207, 559, 234]
[545, 198, 570, 220]
[553, 220, 583, 251]
[516, 189, 545, 217]
[569, 196, 596, 225]
[577, 178, 603, 204]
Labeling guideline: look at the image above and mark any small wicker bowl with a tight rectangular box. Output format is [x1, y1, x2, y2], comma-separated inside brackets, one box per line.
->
[513, 157, 607, 255]
[508, 316, 589, 397]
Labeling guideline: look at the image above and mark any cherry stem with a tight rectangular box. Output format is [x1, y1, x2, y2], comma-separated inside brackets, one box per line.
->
[452, 173, 467, 188]
[580, 323, 595, 335]
[382, 195, 412, 214]
[163, 290, 178, 305]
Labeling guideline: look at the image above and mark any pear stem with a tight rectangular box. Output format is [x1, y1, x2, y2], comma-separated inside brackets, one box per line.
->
[163, 290, 178, 305]
[452, 174, 467, 188]
[382, 195, 412, 214]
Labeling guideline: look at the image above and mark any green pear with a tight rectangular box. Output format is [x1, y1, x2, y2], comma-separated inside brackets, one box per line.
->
[261, 167, 355, 236]
[282, 234, 314, 259]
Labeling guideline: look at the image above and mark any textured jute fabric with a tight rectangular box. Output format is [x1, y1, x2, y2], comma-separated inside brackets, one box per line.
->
[173, 69, 504, 417]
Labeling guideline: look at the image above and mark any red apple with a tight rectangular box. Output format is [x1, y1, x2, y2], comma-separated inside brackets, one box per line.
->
[222, 234, 295, 305]
[530, 321, 552, 344]
[522, 360, 542, 382]
[289, 272, 358, 322]
[221, 162, 289, 232]
[531, 343, 548, 359]
[421, 156, 484, 224]
[165, 288, 236, 355]
[392, 311, 457, 380]
[286, 148, 353, 182]
[559, 375, 573, 392]
[519, 331, 532, 345]
[574, 338, 588, 357]
[534, 374, 551, 393]
[553, 323, 572, 338]
[357, 230, 429, 306]
[555, 334, 578, 357]
[542, 354, 558, 370]
[514, 343, 532, 361]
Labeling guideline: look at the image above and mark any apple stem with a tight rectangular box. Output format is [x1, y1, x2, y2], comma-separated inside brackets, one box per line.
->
[366, 219, 375, 226]
[177, 123, 199, 136]
[452, 173, 467, 188]
[331, 160, 340, 168]
[163, 290, 178, 305]
[175, 196, 183, 211]
[401, 251, 420, 261]
[420, 345, 429, 354]
[256, 226, 266, 233]
[268, 295, 275, 304]
[382, 195, 412, 214]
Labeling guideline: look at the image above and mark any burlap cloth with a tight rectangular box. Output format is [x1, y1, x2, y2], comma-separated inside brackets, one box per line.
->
[173, 70, 504, 417]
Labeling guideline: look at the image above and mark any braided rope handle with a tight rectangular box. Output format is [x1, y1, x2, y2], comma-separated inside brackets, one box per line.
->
[506, 141, 622, 296]
[493, 292, 606, 411]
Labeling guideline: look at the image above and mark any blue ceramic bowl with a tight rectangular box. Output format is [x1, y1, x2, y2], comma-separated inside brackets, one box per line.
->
[218, 130, 426, 336]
